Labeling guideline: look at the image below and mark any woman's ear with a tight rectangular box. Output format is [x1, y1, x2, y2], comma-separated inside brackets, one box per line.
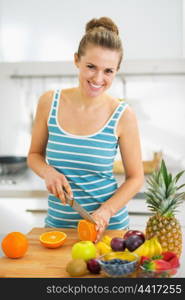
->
[74, 53, 79, 68]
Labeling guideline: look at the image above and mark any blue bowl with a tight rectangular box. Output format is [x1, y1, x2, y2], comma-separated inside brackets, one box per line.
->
[98, 254, 139, 278]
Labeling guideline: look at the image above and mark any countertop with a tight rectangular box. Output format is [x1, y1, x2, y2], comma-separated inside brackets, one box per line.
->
[0, 227, 124, 278]
[0, 169, 153, 198]
[1, 168, 185, 202]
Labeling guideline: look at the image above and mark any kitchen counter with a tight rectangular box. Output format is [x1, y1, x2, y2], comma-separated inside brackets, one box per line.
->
[0, 169, 151, 198]
[0, 227, 124, 278]
[0, 169, 46, 194]
[1, 167, 185, 198]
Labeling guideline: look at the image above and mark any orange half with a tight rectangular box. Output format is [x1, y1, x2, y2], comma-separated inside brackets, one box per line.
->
[39, 231, 67, 248]
[77, 220, 97, 242]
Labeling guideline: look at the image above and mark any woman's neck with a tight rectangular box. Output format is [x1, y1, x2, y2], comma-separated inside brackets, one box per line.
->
[73, 86, 107, 109]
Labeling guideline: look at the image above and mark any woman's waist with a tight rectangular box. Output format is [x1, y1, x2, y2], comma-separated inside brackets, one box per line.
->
[47, 201, 128, 222]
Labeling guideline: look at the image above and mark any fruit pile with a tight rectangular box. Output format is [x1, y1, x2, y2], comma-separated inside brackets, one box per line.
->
[96, 230, 162, 259]
[65, 229, 181, 277]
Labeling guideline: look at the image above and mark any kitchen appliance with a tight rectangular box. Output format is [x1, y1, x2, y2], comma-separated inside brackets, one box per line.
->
[64, 190, 96, 224]
[0, 156, 27, 175]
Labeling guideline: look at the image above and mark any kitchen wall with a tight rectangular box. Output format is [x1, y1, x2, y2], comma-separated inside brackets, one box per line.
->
[1, 60, 185, 172]
[0, 0, 185, 171]
[0, 0, 183, 61]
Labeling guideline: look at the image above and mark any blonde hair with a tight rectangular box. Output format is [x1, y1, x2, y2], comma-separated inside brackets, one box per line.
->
[77, 17, 123, 70]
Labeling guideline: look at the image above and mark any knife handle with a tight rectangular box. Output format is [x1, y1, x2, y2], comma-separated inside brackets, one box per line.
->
[63, 190, 74, 206]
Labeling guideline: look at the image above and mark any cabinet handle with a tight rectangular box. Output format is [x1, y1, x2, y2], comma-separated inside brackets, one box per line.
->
[129, 212, 153, 216]
[26, 209, 47, 213]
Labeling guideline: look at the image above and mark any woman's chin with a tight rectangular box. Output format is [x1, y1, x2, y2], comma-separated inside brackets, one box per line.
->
[84, 87, 105, 98]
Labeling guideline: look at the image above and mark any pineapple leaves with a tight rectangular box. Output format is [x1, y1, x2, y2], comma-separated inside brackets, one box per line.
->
[175, 170, 185, 183]
[145, 159, 185, 216]
[176, 183, 185, 191]
[160, 159, 169, 188]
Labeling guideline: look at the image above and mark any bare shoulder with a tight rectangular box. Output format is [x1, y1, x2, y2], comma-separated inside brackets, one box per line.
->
[121, 105, 137, 122]
[117, 105, 139, 137]
[36, 90, 54, 120]
[38, 90, 54, 107]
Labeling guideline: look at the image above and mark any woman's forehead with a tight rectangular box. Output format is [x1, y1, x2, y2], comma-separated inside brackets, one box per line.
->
[81, 46, 119, 68]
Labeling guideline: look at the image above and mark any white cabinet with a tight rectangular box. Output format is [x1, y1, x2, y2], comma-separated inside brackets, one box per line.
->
[127, 199, 185, 230]
[0, 198, 48, 235]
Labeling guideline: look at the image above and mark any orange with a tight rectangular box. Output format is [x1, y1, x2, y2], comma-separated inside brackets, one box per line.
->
[1, 232, 28, 258]
[39, 231, 67, 248]
[77, 220, 97, 242]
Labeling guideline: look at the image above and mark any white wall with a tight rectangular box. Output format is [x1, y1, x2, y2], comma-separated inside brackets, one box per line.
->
[1, 61, 185, 171]
[0, 0, 183, 61]
[125, 76, 185, 167]
[183, 0, 185, 57]
[0, 0, 185, 170]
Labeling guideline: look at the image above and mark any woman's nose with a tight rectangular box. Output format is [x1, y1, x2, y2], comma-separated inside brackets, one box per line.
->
[93, 71, 104, 84]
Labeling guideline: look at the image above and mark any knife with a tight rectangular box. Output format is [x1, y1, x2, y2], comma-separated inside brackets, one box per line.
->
[63, 190, 96, 225]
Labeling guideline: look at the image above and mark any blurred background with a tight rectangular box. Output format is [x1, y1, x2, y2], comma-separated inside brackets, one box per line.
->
[0, 0, 185, 258]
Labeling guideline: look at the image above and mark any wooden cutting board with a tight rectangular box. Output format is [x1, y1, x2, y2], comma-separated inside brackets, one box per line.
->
[0, 227, 125, 278]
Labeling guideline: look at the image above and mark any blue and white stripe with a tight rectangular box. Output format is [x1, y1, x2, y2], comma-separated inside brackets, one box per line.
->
[45, 89, 129, 229]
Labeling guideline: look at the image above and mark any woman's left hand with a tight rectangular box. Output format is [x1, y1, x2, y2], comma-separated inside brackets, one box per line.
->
[91, 207, 112, 242]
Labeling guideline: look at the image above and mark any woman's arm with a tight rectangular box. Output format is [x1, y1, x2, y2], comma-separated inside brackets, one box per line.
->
[27, 90, 53, 178]
[103, 105, 144, 213]
[27, 90, 73, 203]
[92, 106, 144, 240]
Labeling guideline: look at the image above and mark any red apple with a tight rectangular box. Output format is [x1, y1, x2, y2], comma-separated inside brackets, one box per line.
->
[123, 230, 145, 242]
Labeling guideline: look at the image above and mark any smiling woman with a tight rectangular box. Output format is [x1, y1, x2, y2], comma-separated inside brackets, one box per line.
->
[27, 17, 144, 241]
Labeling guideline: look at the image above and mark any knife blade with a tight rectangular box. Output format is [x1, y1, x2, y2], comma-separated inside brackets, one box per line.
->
[63, 190, 96, 225]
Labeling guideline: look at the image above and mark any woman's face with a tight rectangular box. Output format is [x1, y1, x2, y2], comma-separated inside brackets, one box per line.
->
[74, 45, 120, 98]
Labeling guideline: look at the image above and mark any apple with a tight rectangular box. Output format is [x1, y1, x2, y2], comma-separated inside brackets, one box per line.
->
[72, 241, 97, 261]
[123, 230, 145, 242]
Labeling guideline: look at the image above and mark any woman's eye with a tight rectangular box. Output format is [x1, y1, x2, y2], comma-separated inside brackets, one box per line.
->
[87, 65, 94, 69]
[105, 69, 113, 74]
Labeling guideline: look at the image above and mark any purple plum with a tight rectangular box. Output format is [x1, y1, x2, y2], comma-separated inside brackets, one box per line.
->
[87, 259, 101, 274]
[123, 230, 145, 242]
[125, 234, 144, 252]
[110, 237, 126, 251]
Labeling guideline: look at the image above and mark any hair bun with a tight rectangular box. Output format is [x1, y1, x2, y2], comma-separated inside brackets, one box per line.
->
[85, 17, 119, 35]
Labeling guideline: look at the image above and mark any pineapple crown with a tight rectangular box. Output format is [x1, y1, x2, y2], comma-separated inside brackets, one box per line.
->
[145, 160, 185, 217]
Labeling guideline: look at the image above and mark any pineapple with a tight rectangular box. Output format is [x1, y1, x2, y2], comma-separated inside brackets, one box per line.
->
[145, 160, 185, 257]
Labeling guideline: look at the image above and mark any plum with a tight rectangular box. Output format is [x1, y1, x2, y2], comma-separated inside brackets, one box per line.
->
[123, 230, 145, 242]
[87, 259, 101, 274]
[125, 234, 144, 252]
[110, 237, 126, 251]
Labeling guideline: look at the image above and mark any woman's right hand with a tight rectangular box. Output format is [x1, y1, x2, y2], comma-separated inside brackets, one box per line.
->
[43, 166, 73, 205]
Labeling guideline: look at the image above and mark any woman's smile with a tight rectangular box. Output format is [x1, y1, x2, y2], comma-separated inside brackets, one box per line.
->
[87, 80, 104, 91]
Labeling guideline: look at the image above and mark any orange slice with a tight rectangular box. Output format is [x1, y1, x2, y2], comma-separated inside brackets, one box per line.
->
[39, 231, 67, 248]
[77, 220, 97, 242]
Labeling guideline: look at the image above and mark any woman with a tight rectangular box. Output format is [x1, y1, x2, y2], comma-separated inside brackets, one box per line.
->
[27, 17, 144, 242]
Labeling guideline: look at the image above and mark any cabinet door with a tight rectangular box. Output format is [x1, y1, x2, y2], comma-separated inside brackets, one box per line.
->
[127, 199, 185, 229]
[0, 198, 48, 235]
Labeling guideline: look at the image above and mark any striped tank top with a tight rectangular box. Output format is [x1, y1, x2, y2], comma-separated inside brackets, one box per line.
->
[45, 89, 129, 230]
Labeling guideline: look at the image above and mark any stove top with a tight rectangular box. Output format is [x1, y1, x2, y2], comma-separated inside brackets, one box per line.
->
[0, 170, 27, 185]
